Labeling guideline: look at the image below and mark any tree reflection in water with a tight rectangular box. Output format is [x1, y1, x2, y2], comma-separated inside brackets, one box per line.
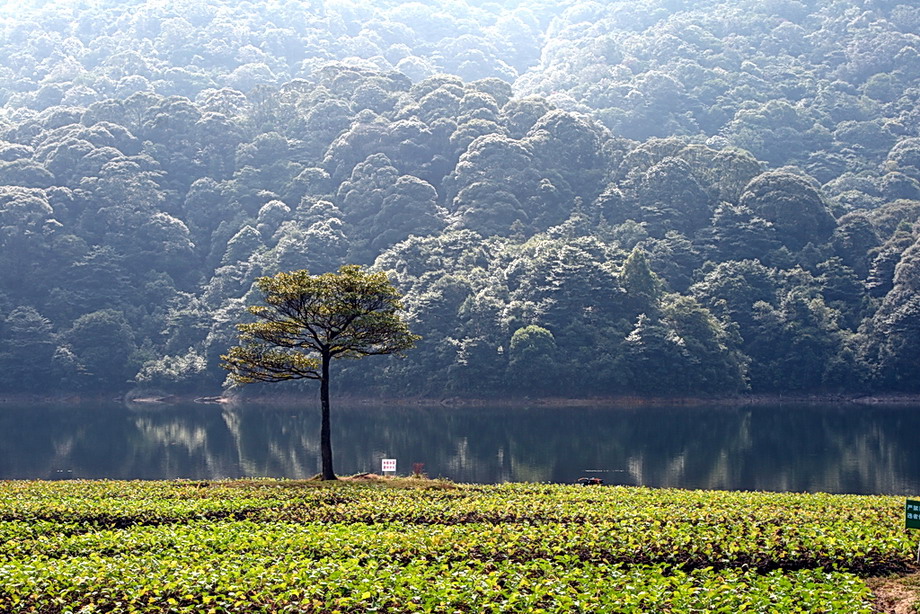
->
[0, 401, 919, 495]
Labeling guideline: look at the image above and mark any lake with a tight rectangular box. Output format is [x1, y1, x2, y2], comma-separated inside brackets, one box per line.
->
[1, 399, 919, 495]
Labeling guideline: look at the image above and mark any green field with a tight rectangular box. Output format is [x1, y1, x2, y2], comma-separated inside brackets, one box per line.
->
[0, 479, 915, 613]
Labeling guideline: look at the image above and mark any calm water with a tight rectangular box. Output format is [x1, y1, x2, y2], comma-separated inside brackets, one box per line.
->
[1, 400, 919, 495]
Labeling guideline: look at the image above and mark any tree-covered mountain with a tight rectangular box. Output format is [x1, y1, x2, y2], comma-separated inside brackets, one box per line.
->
[1, 0, 919, 397]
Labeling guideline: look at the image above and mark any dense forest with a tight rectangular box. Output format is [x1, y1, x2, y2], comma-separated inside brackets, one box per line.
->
[1, 0, 919, 398]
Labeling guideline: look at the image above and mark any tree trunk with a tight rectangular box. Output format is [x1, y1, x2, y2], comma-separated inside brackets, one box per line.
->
[319, 351, 336, 480]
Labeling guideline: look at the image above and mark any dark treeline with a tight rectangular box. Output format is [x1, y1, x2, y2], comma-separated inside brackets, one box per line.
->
[1, 0, 919, 398]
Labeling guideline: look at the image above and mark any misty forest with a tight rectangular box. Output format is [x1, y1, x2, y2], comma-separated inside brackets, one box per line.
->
[1, 0, 919, 399]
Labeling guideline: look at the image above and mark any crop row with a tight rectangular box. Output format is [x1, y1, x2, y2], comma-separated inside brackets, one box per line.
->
[0, 552, 874, 613]
[0, 518, 908, 575]
[1, 482, 910, 574]
[0, 481, 901, 526]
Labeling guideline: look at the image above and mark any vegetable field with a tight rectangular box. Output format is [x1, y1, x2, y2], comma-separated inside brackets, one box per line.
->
[0, 480, 914, 613]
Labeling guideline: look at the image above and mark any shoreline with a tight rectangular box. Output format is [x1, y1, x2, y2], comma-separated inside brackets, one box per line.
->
[2, 391, 920, 408]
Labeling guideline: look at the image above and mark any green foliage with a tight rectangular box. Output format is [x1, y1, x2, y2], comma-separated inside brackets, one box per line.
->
[507, 325, 557, 394]
[0, 0, 918, 397]
[60, 309, 138, 390]
[135, 347, 208, 391]
[222, 265, 418, 385]
[0, 480, 907, 612]
[0, 306, 56, 392]
[739, 171, 837, 251]
[620, 247, 663, 313]
[862, 237, 920, 390]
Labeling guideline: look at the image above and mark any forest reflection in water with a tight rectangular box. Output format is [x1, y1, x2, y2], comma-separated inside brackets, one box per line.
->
[1, 400, 919, 495]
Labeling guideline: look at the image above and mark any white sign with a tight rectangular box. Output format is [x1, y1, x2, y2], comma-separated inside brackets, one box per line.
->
[381, 458, 396, 473]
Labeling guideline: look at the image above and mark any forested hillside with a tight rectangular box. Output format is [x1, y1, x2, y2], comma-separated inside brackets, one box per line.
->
[1, 0, 919, 397]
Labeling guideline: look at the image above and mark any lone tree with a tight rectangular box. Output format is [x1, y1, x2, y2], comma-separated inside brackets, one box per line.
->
[221, 265, 418, 480]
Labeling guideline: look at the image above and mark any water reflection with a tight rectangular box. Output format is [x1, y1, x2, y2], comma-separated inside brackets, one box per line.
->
[1, 401, 919, 494]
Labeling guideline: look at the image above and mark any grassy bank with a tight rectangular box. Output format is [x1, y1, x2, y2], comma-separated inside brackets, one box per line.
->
[0, 479, 917, 613]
